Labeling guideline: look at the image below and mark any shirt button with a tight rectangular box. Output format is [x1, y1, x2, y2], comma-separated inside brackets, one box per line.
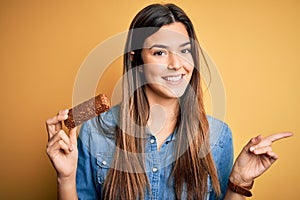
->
[152, 167, 158, 172]
[150, 139, 155, 144]
[102, 160, 107, 166]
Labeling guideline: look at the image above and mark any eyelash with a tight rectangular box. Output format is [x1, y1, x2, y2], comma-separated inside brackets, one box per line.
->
[153, 50, 167, 56]
[153, 49, 191, 56]
[181, 48, 191, 54]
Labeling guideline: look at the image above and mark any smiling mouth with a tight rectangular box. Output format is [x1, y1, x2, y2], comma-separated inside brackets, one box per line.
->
[162, 74, 184, 82]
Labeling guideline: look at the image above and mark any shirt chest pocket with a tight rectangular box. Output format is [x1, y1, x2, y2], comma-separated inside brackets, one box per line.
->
[96, 153, 113, 184]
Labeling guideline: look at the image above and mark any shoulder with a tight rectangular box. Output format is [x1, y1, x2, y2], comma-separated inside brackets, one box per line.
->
[207, 115, 232, 150]
[207, 115, 233, 175]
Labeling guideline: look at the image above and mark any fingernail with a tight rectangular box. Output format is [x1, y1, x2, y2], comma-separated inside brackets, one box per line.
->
[63, 109, 69, 115]
[250, 146, 255, 152]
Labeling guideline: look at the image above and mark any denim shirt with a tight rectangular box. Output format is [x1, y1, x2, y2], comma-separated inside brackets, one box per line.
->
[76, 105, 233, 200]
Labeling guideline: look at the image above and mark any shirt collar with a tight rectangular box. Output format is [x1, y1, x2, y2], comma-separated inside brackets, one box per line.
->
[145, 127, 177, 143]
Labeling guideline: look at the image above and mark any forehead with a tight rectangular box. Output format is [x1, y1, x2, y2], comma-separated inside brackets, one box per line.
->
[144, 22, 190, 47]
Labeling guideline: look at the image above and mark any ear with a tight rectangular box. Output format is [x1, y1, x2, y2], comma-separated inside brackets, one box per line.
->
[130, 51, 135, 62]
[130, 51, 143, 72]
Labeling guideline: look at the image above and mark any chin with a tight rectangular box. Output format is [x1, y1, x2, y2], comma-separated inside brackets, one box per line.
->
[165, 88, 186, 99]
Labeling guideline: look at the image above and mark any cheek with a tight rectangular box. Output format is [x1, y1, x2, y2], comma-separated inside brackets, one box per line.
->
[186, 68, 195, 82]
[184, 63, 194, 78]
[184, 57, 194, 71]
[187, 65, 194, 73]
[143, 67, 161, 82]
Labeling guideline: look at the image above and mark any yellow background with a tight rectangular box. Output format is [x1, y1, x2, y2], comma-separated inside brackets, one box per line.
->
[0, 0, 299, 199]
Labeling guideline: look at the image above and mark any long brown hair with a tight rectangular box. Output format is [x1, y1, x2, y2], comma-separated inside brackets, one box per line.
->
[103, 3, 220, 200]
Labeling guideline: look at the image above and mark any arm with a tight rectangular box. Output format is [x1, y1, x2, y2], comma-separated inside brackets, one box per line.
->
[224, 132, 293, 200]
[46, 110, 78, 200]
[212, 124, 234, 199]
[57, 175, 78, 200]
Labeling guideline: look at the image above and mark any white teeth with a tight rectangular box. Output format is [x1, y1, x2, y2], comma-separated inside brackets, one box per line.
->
[164, 75, 182, 81]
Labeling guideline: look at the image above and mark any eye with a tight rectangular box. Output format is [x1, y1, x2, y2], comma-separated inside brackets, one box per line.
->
[153, 50, 167, 56]
[181, 48, 191, 54]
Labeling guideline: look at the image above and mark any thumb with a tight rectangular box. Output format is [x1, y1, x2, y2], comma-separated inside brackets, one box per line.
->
[244, 135, 262, 152]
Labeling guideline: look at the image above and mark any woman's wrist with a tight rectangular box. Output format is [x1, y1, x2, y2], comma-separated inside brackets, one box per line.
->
[229, 170, 254, 188]
[57, 173, 76, 186]
[227, 170, 254, 197]
[227, 179, 253, 197]
[57, 174, 78, 200]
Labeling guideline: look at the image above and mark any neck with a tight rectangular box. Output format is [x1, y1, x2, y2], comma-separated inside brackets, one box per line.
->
[145, 86, 180, 111]
[146, 88, 180, 120]
[145, 87, 180, 149]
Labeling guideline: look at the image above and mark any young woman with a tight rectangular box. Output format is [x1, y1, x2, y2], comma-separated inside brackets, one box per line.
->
[46, 3, 292, 200]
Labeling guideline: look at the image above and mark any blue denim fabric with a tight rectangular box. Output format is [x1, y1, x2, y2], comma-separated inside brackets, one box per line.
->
[76, 105, 233, 200]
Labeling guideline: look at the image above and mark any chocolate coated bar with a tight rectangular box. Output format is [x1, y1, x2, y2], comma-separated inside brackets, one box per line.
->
[64, 94, 110, 129]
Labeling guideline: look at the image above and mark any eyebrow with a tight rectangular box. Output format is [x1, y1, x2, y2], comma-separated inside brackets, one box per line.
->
[149, 42, 191, 49]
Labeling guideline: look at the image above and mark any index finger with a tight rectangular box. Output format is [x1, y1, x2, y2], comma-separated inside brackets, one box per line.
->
[46, 109, 69, 126]
[46, 109, 69, 139]
[266, 132, 293, 143]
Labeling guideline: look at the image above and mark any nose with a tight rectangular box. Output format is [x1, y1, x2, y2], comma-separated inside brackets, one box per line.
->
[167, 52, 182, 70]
